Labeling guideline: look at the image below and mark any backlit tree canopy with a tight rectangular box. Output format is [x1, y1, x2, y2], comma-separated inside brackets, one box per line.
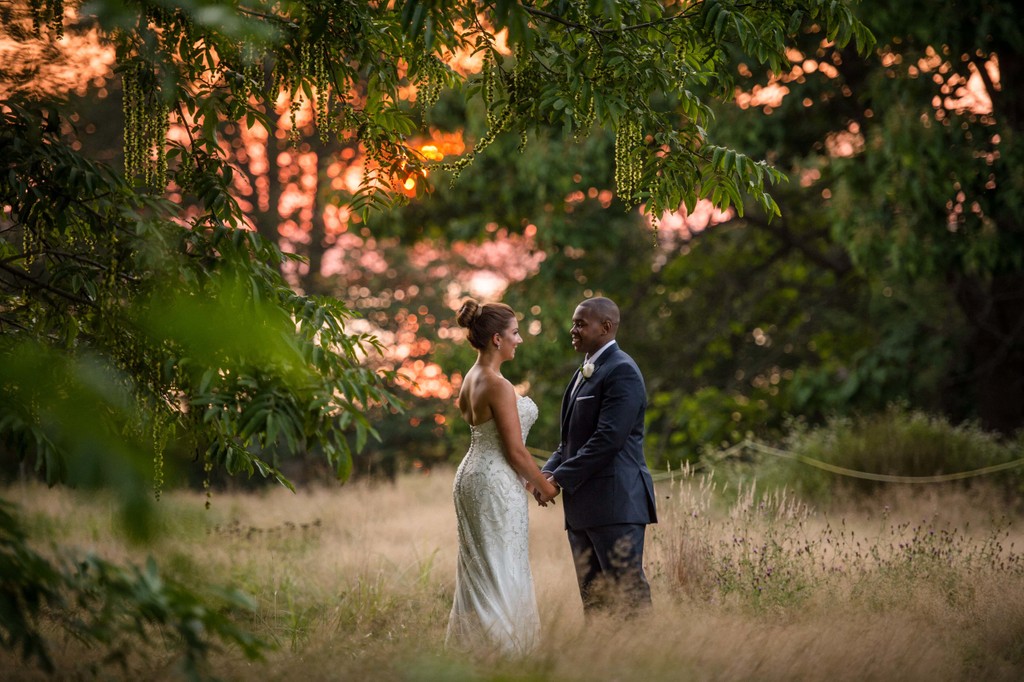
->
[1, 0, 873, 490]
[26, 0, 872, 219]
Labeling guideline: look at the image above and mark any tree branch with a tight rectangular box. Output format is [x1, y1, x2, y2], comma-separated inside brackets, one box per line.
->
[0, 262, 97, 308]
[746, 213, 853, 276]
[0, 313, 31, 333]
[49, 250, 144, 284]
[519, 1, 705, 36]
[236, 6, 297, 28]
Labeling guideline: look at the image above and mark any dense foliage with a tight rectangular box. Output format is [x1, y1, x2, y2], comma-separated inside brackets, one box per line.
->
[0, 102, 397, 499]
[0, 0, 874, 479]
[364, 0, 1024, 469]
[1, 93, 393, 675]
[334, 0, 870, 220]
[645, 0, 1024, 449]
[1, 500, 266, 678]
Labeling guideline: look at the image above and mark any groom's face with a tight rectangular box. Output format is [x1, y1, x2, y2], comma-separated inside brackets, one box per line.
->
[570, 305, 605, 356]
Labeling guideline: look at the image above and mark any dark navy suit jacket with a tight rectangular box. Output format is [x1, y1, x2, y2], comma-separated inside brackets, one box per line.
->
[543, 342, 658, 530]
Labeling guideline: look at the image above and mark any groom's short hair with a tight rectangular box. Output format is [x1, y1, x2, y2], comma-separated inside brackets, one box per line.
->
[581, 297, 620, 327]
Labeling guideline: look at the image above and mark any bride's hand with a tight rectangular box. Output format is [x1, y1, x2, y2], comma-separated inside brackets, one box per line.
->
[524, 481, 548, 506]
[534, 476, 559, 506]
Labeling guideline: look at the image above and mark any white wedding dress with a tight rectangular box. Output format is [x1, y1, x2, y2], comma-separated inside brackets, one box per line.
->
[446, 395, 540, 655]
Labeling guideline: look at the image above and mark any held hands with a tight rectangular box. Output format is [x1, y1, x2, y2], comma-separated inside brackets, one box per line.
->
[529, 472, 560, 507]
[524, 480, 547, 505]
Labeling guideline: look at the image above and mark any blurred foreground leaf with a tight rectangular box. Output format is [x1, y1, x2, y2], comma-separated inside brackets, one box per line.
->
[0, 499, 268, 677]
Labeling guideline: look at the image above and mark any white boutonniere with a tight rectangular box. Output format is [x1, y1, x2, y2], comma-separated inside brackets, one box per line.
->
[581, 362, 595, 379]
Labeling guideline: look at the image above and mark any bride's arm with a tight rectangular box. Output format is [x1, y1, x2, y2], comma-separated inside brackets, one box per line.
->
[490, 381, 559, 500]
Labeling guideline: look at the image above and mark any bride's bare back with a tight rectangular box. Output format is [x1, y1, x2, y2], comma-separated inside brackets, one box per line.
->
[458, 364, 505, 427]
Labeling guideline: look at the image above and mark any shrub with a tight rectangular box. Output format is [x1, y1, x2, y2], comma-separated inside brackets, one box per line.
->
[705, 406, 1024, 504]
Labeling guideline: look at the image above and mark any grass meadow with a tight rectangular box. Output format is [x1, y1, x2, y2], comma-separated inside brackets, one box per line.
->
[3, 468, 1024, 681]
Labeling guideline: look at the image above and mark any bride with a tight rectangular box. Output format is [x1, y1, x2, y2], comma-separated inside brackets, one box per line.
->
[446, 299, 560, 655]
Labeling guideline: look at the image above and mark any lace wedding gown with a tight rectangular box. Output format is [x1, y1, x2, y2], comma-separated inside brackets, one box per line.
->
[446, 395, 540, 655]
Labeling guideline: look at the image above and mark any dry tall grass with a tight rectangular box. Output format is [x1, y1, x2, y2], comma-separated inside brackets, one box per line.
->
[2, 469, 1023, 681]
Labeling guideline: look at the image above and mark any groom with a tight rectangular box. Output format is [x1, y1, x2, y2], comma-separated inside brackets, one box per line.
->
[542, 296, 657, 614]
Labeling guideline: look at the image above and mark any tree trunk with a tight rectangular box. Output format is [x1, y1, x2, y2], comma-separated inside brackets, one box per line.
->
[301, 137, 330, 294]
[250, 59, 282, 245]
[955, 273, 1024, 434]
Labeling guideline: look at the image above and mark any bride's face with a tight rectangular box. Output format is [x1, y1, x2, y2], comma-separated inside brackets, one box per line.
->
[495, 317, 523, 360]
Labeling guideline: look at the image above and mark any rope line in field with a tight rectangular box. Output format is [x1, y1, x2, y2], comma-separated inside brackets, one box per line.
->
[528, 440, 1024, 484]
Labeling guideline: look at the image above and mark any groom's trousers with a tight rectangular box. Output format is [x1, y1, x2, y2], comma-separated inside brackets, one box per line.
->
[567, 523, 652, 614]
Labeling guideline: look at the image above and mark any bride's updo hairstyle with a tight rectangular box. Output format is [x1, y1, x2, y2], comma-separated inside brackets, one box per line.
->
[457, 298, 516, 350]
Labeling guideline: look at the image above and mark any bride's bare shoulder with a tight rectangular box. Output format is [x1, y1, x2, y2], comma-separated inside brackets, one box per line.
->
[464, 366, 507, 389]
[459, 367, 514, 424]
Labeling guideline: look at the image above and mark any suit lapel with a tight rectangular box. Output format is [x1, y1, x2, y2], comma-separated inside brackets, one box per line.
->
[583, 343, 617, 388]
[560, 369, 580, 431]
[560, 343, 621, 438]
